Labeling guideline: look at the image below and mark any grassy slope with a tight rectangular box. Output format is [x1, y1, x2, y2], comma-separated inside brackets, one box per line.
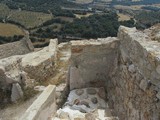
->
[0, 23, 25, 36]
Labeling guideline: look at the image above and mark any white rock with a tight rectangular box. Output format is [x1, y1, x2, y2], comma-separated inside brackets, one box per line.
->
[128, 64, 136, 73]
[11, 83, 23, 102]
[34, 86, 46, 91]
[139, 79, 148, 91]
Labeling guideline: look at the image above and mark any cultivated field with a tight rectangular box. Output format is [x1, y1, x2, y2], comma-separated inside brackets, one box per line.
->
[8, 10, 53, 29]
[0, 3, 53, 29]
[0, 23, 25, 36]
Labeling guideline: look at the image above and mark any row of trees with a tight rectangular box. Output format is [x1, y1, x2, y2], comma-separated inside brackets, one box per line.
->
[30, 12, 139, 42]
[0, 35, 24, 44]
[61, 13, 120, 39]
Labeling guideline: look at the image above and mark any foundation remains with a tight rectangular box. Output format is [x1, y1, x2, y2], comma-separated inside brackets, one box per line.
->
[0, 26, 160, 120]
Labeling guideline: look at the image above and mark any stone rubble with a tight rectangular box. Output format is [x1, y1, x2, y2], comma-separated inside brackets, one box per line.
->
[53, 87, 119, 120]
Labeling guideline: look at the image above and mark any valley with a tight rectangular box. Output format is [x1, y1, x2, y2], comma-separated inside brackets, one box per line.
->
[0, 0, 160, 47]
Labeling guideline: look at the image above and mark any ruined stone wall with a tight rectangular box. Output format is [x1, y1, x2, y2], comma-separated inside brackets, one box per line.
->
[69, 38, 119, 90]
[0, 39, 58, 103]
[107, 26, 160, 120]
[0, 37, 34, 59]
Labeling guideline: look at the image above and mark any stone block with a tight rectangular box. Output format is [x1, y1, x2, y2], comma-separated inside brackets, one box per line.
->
[139, 79, 149, 91]
[20, 85, 56, 120]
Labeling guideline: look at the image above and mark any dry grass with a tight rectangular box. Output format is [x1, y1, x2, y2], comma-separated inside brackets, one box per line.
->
[114, 5, 144, 10]
[118, 13, 132, 21]
[57, 16, 74, 22]
[73, 0, 93, 4]
[75, 13, 93, 19]
[0, 23, 25, 36]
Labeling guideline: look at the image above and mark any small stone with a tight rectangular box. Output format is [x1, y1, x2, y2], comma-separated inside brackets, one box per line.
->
[139, 79, 149, 91]
[59, 111, 70, 119]
[80, 100, 90, 108]
[87, 88, 97, 95]
[128, 64, 136, 73]
[75, 89, 84, 96]
[91, 97, 98, 104]
[74, 99, 80, 105]
[34, 85, 46, 91]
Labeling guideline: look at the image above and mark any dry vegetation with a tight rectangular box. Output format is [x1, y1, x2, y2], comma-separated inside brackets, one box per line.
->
[74, 13, 93, 19]
[114, 5, 144, 10]
[72, 0, 93, 4]
[118, 13, 132, 21]
[0, 23, 25, 36]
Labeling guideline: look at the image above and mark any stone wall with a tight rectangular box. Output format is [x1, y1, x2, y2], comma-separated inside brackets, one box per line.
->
[69, 38, 119, 90]
[0, 36, 34, 59]
[0, 39, 58, 103]
[107, 26, 160, 120]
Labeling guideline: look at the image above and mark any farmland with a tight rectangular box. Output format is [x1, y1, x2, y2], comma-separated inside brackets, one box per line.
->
[8, 10, 53, 29]
[0, 3, 53, 29]
[0, 23, 25, 36]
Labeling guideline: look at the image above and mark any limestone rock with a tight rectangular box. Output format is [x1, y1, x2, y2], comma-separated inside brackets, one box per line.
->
[34, 86, 46, 91]
[59, 111, 70, 119]
[128, 64, 136, 73]
[139, 79, 149, 91]
[11, 83, 23, 102]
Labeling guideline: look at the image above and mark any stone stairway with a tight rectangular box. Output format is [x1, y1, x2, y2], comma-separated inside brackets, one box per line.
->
[52, 87, 119, 120]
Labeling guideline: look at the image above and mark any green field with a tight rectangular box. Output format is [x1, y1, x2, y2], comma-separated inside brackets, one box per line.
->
[0, 23, 25, 36]
[8, 10, 53, 29]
